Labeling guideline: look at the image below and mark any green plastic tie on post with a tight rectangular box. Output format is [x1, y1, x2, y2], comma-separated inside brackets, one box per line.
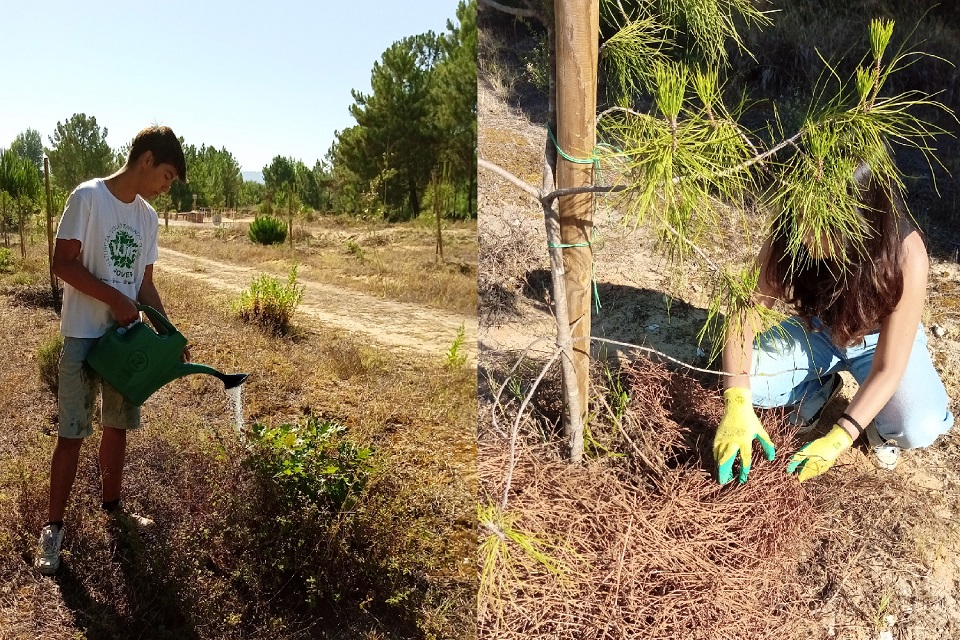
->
[546, 240, 602, 315]
[546, 124, 605, 316]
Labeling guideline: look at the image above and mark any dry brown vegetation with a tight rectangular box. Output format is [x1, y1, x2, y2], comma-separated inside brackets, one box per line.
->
[158, 215, 477, 317]
[479, 351, 960, 640]
[0, 217, 476, 640]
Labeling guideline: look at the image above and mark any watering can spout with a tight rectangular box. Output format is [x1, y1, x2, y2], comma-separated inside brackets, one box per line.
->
[167, 363, 249, 390]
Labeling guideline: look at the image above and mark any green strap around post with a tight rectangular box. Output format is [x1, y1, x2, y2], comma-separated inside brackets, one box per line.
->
[546, 124, 602, 314]
[547, 240, 602, 314]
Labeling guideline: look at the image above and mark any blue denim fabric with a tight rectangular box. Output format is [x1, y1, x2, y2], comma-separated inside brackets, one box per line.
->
[749, 318, 953, 449]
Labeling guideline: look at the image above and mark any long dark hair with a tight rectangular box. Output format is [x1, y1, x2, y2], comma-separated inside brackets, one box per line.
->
[766, 162, 912, 348]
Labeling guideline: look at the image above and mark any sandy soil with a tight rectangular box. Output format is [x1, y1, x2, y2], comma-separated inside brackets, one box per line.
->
[158, 247, 477, 363]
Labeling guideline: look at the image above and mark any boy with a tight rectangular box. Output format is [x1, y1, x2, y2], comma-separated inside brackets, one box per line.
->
[35, 126, 187, 575]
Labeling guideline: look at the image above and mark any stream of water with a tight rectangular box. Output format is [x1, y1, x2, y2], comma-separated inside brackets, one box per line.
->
[224, 385, 245, 442]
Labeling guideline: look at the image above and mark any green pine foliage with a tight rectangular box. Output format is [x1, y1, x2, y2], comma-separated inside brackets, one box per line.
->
[328, 0, 477, 220]
[247, 214, 287, 245]
[594, 10, 953, 345]
[46, 114, 114, 193]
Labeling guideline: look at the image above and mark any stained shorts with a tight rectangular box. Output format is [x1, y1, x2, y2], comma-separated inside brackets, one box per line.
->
[58, 337, 140, 439]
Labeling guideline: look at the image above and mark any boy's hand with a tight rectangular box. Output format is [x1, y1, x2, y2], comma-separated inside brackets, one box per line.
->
[110, 294, 140, 326]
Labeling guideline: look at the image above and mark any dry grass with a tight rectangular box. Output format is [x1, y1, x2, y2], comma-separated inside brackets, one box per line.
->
[480, 355, 818, 639]
[159, 216, 477, 317]
[0, 238, 476, 639]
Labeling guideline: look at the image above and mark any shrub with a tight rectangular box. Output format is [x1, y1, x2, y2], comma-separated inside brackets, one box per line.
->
[233, 265, 304, 335]
[445, 322, 468, 369]
[248, 214, 287, 245]
[345, 240, 364, 259]
[36, 333, 63, 393]
[0, 247, 13, 273]
[247, 414, 374, 510]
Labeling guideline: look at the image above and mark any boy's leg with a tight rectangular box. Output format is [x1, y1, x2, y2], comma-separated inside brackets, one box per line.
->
[50, 338, 99, 520]
[48, 437, 84, 523]
[749, 317, 843, 421]
[99, 384, 140, 506]
[38, 338, 96, 574]
[99, 427, 127, 504]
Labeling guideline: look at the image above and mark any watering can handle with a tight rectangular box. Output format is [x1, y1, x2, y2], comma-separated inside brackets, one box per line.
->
[135, 304, 179, 336]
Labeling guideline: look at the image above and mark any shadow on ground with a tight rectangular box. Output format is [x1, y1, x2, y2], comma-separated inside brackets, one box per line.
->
[54, 523, 199, 640]
[525, 268, 718, 369]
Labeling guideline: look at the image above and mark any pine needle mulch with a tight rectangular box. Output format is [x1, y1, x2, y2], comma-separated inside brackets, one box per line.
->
[478, 356, 843, 640]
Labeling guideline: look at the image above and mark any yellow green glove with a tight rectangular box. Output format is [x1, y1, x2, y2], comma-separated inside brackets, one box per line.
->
[786, 424, 853, 482]
[714, 387, 776, 484]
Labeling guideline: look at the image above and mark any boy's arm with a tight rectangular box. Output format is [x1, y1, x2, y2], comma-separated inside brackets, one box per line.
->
[53, 238, 139, 326]
[136, 264, 168, 320]
[137, 264, 190, 361]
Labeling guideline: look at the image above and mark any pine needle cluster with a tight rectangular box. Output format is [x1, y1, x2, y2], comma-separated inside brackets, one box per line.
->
[595, 7, 953, 346]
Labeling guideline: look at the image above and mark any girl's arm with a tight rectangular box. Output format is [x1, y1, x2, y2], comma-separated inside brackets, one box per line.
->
[721, 235, 780, 390]
[838, 230, 928, 439]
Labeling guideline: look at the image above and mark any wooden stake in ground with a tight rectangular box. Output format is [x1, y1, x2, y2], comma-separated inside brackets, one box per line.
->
[555, 0, 599, 462]
[433, 164, 448, 263]
[43, 157, 58, 303]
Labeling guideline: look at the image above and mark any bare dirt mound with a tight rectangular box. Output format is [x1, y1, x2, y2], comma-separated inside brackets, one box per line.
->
[158, 247, 477, 362]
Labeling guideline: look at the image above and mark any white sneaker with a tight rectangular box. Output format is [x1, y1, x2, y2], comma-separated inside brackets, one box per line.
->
[865, 423, 900, 470]
[35, 524, 65, 575]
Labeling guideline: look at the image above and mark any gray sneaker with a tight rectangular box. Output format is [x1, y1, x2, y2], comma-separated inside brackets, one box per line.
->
[35, 524, 65, 575]
[108, 507, 155, 533]
[865, 423, 900, 470]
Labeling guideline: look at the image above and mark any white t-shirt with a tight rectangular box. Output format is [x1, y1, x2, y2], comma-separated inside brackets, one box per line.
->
[56, 178, 159, 338]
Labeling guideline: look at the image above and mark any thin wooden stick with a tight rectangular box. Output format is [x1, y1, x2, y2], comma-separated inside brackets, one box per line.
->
[479, 158, 542, 200]
[502, 346, 563, 510]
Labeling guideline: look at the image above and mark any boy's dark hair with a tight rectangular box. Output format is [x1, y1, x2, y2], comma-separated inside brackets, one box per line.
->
[128, 126, 187, 182]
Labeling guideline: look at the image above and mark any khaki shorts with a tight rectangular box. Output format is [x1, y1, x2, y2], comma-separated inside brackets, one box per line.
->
[58, 337, 140, 439]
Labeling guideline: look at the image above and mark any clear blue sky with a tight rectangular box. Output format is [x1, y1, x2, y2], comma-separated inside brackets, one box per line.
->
[1, 0, 462, 172]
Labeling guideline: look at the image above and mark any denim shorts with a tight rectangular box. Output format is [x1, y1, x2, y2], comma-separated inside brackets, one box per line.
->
[749, 318, 953, 449]
[58, 337, 141, 439]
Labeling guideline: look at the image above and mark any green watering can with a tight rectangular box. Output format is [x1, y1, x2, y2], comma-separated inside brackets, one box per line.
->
[87, 304, 248, 406]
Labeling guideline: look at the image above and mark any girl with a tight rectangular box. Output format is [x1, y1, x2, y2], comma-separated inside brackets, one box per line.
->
[712, 160, 953, 484]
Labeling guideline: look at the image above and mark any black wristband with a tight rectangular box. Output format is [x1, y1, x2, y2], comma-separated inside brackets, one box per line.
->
[840, 412, 865, 435]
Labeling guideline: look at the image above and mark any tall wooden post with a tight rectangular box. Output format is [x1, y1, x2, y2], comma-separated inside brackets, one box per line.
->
[555, 0, 599, 462]
[43, 157, 58, 303]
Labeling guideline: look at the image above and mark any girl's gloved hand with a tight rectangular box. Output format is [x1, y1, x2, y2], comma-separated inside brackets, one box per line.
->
[713, 387, 776, 484]
[786, 424, 853, 482]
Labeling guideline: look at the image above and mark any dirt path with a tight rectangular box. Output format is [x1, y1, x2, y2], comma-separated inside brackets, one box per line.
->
[157, 247, 477, 363]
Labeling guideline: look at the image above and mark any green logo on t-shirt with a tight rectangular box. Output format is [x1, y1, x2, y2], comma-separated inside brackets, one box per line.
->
[104, 224, 142, 279]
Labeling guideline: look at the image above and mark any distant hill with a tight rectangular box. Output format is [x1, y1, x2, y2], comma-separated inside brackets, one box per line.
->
[242, 171, 264, 184]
